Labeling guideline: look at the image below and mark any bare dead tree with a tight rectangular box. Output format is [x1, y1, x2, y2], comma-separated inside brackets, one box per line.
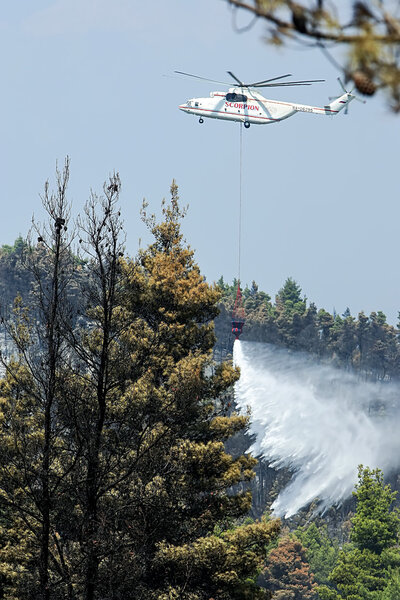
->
[0, 157, 78, 599]
[32, 158, 74, 600]
[73, 174, 126, 600]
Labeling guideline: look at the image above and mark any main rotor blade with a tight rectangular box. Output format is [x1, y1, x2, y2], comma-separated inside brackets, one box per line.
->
[253, 83, 309, 88]
[337, 77, 347, 93]
[249, 74, 292, 86]
[227, 71, 245, 86]
[253, 79, 325, 88]
[175, 70, 325, 91]
[174, 71, 232, 86]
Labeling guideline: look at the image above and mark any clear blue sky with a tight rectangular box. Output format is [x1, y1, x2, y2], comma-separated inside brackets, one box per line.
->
[1, 1, 399, 323]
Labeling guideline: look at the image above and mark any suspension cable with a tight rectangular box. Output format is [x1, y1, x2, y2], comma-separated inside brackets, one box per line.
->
[231, 122, 245, 341]
[238, 122, 243, 284]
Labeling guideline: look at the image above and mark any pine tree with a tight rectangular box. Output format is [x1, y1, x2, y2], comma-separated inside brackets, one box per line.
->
[296, 523, 339, 586]
[330, 314, 357, 369]
[276, 278, 305, 314]
[80, 182, 281, 599]
[319, 466, 400, 600]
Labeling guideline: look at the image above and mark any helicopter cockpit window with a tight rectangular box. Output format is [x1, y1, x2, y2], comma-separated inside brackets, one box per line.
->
[226, 92, 248, 103]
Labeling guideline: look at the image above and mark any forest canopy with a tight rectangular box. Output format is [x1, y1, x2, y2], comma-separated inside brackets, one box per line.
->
[1, 163, 400, 598]
[216, 276, 400, 381]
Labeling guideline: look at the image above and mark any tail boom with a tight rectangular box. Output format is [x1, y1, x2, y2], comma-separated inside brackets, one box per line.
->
[291, 92, 353, 116]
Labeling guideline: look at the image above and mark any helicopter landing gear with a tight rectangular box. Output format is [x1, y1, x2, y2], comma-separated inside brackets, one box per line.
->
[199, 117, 204, 124]
[244, 121, 250, 129]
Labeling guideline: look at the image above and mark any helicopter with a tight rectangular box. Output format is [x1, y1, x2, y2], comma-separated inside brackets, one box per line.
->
[176, 71, 365, 127]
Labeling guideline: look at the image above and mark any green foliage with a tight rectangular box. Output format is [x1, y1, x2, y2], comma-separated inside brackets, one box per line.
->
[296, 522, 339, 586]
[381, 568, 400, 600]
[0, 363, 42, 597]
[0, 236, 27, 257]
[155, 518, 280, 600]
[329, 547, 390, 599]
[320, 467, 400, 600]
[276, 277, 305, 314]
[318, 585, 341, 600]
[351, 466, 400, 554]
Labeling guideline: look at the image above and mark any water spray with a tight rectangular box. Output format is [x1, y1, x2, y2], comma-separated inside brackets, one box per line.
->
[234, 340, 400, 518]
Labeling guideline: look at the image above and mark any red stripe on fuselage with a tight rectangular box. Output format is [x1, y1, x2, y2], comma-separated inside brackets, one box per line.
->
[187, 106, 277, 121]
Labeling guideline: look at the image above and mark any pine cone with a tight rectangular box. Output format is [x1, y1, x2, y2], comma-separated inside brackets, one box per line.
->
[291, 4, 308, 33]
[351, 71, 377, 96]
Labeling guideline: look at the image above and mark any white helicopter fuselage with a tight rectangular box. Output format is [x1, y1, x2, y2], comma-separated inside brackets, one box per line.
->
[179, 87, 351, 125]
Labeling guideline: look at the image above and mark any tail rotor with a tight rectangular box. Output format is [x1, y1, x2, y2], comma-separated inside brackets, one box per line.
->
[334, 77, 366, 114]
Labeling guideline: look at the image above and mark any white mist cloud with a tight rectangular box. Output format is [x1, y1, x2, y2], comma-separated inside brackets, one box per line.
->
[233, 340, 400, 518]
